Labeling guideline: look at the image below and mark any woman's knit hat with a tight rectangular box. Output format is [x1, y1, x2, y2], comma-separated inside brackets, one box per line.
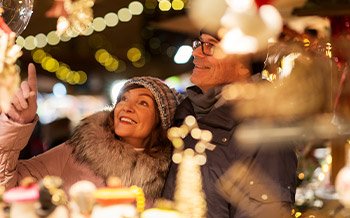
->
[118, 77, 184, 130]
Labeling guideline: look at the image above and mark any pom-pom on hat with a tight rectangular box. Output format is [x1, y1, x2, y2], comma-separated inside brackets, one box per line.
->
[118, 77, 184, 130]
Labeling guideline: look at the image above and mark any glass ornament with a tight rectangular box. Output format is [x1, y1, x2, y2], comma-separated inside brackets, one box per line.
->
[0, 0, 34, 36]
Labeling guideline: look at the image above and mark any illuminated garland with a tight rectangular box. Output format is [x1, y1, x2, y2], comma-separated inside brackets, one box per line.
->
[16, 0, 186, 85]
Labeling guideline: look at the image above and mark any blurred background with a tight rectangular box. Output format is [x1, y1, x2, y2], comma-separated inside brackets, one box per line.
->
[14, 0, 199, 153]
[3, 0, 350, 216]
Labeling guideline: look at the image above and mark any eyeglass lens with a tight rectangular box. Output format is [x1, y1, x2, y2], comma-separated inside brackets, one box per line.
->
[192, 40, 214, 56]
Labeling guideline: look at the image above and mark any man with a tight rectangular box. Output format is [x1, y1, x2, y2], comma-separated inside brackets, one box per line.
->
[162, 31, 297, 218]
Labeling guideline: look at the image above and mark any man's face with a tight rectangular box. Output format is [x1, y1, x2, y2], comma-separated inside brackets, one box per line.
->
[191, 33, 250, 93]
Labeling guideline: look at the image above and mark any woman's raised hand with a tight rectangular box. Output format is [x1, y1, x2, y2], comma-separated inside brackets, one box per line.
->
[6, 63, 38, 124]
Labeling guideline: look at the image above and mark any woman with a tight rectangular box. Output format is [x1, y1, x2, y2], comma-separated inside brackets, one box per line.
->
[0, 64, 184, 202]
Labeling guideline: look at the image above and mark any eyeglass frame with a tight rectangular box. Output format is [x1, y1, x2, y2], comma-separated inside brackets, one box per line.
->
[192, 39, 216, 56]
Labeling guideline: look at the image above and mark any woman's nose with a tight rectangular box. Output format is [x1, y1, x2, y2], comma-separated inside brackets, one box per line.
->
[122, 101, 135, 112]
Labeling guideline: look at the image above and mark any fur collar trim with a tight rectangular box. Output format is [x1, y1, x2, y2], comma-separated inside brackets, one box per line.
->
[67, 110, 171, 200]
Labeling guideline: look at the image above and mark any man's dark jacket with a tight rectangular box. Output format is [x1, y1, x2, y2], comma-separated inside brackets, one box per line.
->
[162, 86, 297, 218]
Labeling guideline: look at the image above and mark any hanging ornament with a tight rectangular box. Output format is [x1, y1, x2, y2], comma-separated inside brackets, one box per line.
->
[0, 0, 33, 36]
[45, 0, 69, 18]
[55, 0, 95, 36]
[0, 7, 22, 113]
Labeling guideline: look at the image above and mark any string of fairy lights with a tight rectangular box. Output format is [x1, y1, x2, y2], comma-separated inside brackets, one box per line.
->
[16, 0, 187, 85]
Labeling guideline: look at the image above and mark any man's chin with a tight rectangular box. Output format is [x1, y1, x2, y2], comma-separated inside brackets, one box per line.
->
[190, 73, 205, 86]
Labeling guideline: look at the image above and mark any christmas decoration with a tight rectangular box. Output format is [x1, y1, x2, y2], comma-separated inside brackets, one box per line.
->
[3, 177, 40, 218]
[188, 0, 283, 54]
[69, 180, 97, 217]
[35, 176, 69, 218]
[54, 0, 95, 36]
[91, 176, 145, 218]
[167, 115, 213, 218]
[174, 148, 207, 218]
[0, 7, 22, 113]
[0, 0, 33, 36]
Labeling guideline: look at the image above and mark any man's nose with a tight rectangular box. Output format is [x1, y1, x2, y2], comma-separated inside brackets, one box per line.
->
[192, 45, 205, 57]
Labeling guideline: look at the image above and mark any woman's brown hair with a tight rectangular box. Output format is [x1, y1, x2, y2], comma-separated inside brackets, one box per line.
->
[105, 84, 172, 157]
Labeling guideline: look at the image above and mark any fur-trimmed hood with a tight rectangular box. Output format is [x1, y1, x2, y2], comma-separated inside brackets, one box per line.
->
[67, 110, 172, 201]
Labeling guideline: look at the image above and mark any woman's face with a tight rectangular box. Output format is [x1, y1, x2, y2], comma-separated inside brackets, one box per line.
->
[114, 88, 157, 148]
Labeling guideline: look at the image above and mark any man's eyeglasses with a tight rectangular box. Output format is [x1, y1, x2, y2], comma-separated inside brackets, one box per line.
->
[192, 39, 216, 56]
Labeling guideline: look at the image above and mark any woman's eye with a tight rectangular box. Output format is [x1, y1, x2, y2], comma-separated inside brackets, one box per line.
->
[120, 96, 127, 101]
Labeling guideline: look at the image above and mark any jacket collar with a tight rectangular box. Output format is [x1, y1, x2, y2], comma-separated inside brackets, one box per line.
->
[174, 86, 238, 130]
[67, 110, 171, 201]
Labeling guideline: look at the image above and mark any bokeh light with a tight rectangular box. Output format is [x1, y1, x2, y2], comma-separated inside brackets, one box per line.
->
[35, 33, 47, 48]
[59, 33, 72, 42]
[127, 47, 142, 62]
[159, 0, 171, 11]
[56, 65, 70, 81]
[32, 49, 46, 63]
[82, 25, 94, 36]
[106, 59, 119, 72]
[165, 75, 182, 91]
[95, 49, 108, 62]
[104, 12, 119, 27]
[92, 17, 106, 32]
[53, 83, 67, 97]
[174, 45, 192, 64]
[77, 71, 87, 85]
[132, 57, 145, 68]
[66, 28, 80, 38]
[118, 8, 132, 22]
[15, 36, 25, 48]
[24, 35, 36, 50]
[129, 1, 144, 15]
[44, 58, 59, 72]
[47, 31, 60, 46]
[172, 0, 184, 10]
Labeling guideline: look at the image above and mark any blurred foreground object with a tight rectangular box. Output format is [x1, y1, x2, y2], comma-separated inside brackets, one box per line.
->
[188, 0, 284, 54]
[0, 0, 33, 36]
[141, 199, 181, 218]
[49, 0, 95, 36]
[91, 176, 144, 218]
[168, 115, 210, 218]
[335, 140, 350, 215]
[221, 25, 338, 146]
[223, 47, 332, 118]
[0, 3, 27, 113]
[0, 27, 22, 113]
[3, 177, 39, 218]
[35, 176, 68, 218]
[69, 180, 96, 217]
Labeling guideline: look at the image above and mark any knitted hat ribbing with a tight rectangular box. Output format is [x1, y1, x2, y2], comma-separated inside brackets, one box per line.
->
[119, 77, 184, 130]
